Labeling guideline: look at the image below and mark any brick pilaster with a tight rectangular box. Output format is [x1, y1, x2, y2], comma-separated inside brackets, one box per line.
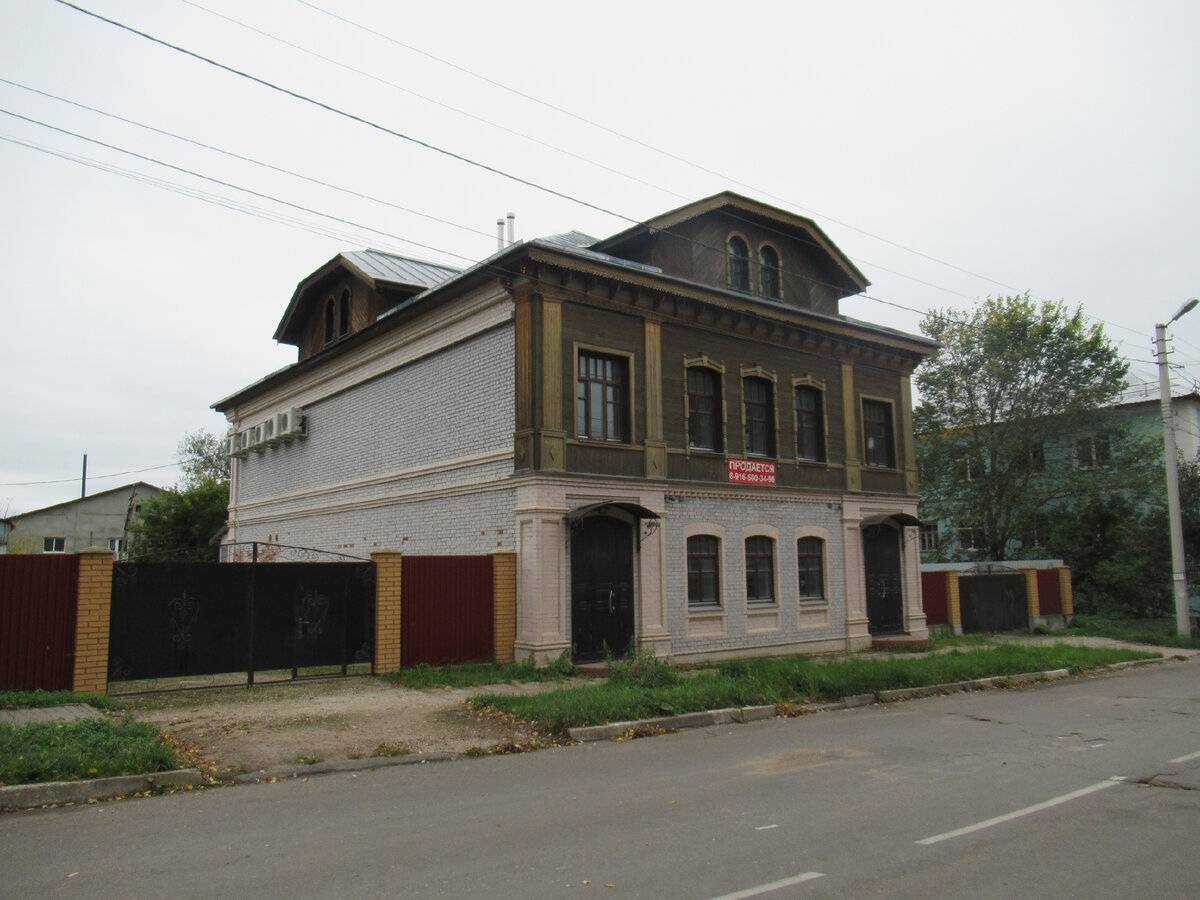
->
[73, 548, 114, 694]
[1059, 566, 1074, 616]
[372, 549, 403, 674]
[946, 571, 962, 632]
[489, 549, 517, 664]
[1020, 567, 1041, 620]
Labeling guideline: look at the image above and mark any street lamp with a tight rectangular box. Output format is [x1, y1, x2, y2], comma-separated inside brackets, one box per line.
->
[1156, 298, 1198, 637]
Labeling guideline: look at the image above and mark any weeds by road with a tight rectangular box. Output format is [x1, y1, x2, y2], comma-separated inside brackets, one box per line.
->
[1056, 615, 1200, 649]
[472, 643, 1160, 732]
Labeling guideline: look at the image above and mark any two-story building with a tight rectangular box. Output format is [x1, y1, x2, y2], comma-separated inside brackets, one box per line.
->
[214, 192, 938, 663]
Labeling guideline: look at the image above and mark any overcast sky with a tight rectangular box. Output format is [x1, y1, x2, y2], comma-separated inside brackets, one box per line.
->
[2, 0, 1198, 515]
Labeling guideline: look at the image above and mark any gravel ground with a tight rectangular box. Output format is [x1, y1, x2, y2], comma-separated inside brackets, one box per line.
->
[122, 677, 551, 777]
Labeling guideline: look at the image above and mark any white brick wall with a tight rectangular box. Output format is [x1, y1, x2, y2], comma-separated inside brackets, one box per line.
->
[228, 323, 515, 556]
[662, 492, 847, 657]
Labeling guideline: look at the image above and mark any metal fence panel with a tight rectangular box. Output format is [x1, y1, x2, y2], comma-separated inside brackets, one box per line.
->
[0, 555, 78, 690]
[402, 556, 494, 666]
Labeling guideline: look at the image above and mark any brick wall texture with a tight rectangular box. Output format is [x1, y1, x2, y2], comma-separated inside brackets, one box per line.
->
[73, 549, 113, 693]
[662, 492, 847, 657]
[231, 325, 516, 557]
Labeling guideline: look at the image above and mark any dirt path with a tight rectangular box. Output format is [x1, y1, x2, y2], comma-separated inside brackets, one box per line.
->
[123, 677, 546, 777]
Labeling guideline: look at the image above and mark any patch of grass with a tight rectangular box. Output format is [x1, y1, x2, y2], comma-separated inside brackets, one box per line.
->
[0, 715, 179, 786]
[0, 690, 117, 710]
[929, 632, 993, 649]
[367, 742, 411, 758]
[1062, 615, 1200, 650]
[472, 643, 1160, 733]
[383, 653, 576, 689]
[295, 753, 324, 765]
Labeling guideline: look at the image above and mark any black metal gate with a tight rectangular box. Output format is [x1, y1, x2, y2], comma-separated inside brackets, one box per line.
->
[109, 551, 373, 686]
[959, 566, 1028, 633]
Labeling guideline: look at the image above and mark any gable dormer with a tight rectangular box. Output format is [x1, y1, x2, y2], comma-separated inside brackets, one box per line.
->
[274, 250, 461, 361]
[590, 192, 868, 316]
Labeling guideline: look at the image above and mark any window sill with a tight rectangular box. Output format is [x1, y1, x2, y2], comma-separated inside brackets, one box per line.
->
[798, 598, 827, 607]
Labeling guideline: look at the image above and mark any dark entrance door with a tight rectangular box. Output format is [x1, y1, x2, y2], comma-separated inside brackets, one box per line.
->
[864, 524, 904, 634]
[570, 516, 635, 663]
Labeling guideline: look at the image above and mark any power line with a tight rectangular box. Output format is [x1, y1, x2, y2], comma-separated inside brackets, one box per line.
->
[0, 76, 503, 247]
[53, 0, 634, 224]
[1, 462, 176, 487]
[291, 0, 1027, 297]
[173, 1, 983, 306]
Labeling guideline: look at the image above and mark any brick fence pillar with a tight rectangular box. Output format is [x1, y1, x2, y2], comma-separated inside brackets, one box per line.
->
[73, 547, 114, 694]
[372, 549, 403, 674]
[489, 549, 517, 664]
[946, 571, 963, 635]
[1020, 567, 1041, 625]
[1058, 566, 1074, 616]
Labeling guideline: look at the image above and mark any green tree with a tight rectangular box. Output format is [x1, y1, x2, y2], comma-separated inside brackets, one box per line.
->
[176, 429, 229, 488]
[915, 294, 1157, 561]
[127, 429, 230, 561]
[126, 478, 229, 561]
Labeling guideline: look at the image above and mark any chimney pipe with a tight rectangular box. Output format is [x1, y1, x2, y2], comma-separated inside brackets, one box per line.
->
[496, 218, 505, 253]
[506, 212, 515, 246]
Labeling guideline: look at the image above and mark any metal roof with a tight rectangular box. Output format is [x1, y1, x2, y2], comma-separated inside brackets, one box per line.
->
[342, 250, 460, 290]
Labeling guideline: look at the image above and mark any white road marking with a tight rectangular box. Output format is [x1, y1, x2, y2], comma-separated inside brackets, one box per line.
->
[708, 871, 826, 899]
[754, 824, 779, 831]
[1169, 750, 1200, 764]
[916, 776, 1127, 846]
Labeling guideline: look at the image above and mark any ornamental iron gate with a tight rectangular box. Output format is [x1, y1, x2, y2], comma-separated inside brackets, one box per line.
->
[109, 553, 373, 687]
[959, 565, 1028, 633]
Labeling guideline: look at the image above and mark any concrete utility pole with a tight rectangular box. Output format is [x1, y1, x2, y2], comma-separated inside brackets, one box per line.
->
[1156, 298, 1198, 637]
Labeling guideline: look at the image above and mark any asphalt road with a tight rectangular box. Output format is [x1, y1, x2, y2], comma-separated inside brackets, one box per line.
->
[3, 660, 1198, 899]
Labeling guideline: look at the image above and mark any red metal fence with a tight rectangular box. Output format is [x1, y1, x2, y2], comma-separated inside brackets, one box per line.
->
[0, 555, 79, 691]
[401, 555, 494, 666]
[920, 571, 950, 626]
[1037, 569, 1063, 616]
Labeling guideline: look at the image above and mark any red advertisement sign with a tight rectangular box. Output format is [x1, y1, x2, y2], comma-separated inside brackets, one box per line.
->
[728, 459, 776, 485]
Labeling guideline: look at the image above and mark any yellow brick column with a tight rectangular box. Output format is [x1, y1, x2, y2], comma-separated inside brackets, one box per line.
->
[372, 549, 403, 674]
[73, 547, 114, 694]
[1021, 567, 1041, 623]
[946, 571, 962, 634]
[1059, 566, 1074, 616]
[489, 549, 517, 664]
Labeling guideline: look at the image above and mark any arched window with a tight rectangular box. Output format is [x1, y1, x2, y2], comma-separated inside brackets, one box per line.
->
[759, 245, 781, 299]
[728, 236, 750, 291]
[687, 366, 722, 452]
[797, 537, 825, 601]
[687, 535, 721, 608]
[338, 289, 351, 337]
[745, 536, 775, 605]
[323, 298, 335, 345]
[795, 385, 825, 461]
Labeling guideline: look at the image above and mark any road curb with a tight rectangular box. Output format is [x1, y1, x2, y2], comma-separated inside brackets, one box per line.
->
[0, 768, 203, 810]
[566, 658, 1170, 743]
[233, 751, 457, 784]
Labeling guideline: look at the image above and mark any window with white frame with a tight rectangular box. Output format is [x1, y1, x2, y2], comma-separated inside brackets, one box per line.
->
[43, 537, 65, 553]
[919, 523, 939, 552]
[1074, 433, 1111, 469]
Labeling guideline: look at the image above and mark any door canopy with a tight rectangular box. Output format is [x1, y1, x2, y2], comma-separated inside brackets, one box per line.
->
[564, 501, 661, 523]
[860, 512, 921, 529]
